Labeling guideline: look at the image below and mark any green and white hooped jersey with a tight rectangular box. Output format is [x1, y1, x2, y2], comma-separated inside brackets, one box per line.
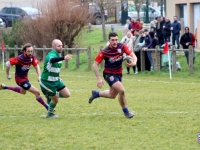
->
[41, 50, 62, 82]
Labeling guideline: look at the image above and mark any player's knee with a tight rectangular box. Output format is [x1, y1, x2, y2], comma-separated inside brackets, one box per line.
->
[64, 92, 70, 98]
[110, 95, 116, 99]
[118, 89, 125, 96]
[34, 90, 40, 97]
[21, 91, 26, 95]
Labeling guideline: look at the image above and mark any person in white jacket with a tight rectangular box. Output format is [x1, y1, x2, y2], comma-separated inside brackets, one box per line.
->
[121, 31, 134, 74]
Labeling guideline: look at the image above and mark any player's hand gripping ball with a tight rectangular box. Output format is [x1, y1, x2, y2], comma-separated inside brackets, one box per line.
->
[123, 56, 135, 67]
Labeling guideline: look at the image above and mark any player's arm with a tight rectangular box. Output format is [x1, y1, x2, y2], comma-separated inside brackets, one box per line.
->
[93, 52, 104, 89]
[124, 44, 137, 67]
[35, 65, 41, 81]
[93, 61, 104, 89]
[49, 54, 72, 63]
[5, 57, 18, 80]
[129, 52, 137, 66]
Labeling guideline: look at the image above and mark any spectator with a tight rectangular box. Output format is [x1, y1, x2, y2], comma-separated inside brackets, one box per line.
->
[180, 27, 196, 65]
[137, 18, 143, 30]
[122, 19, 131, 36]
[138, 30, 151, 71]
[142, 29, 154, 71]
[171, 16, 181, 49]
[155, 16, 165, 46]
[150, 26, 156, 33]
[104, 9, 108, 22]
[128, 18, 134, 30]
[150, 19, 157, 30]
[149, 31, 158, 70]
[149, 31, 158, 48]
[194, 28, 197, 47]
[133, 29, 141, 74]
[162, 17, 171, 42]
[121, 31, 134, 74]
[130, 18, 140, 36]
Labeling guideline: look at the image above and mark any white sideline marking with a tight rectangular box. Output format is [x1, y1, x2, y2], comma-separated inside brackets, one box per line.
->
[0, 71, 198, 86]
[0, 111, 197, 119]
[0, 112, 122, 118]
[164, 111, 188, 114]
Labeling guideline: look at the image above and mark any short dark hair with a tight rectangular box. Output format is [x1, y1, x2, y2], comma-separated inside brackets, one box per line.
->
[22, 43, 32, 52]
[109, 32, 118, 39]
[134, 29, 139, 32]
[144, 29, 148, 32]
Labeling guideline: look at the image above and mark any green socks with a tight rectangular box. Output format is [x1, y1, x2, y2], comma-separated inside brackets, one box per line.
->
[48, 102, 56, 115]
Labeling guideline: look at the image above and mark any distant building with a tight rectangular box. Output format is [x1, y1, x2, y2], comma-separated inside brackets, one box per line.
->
[166, 0, 200, 48]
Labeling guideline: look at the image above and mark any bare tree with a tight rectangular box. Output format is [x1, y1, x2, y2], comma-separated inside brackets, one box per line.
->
[132, 0, 146, 19]
[19, 0, 88, 48]
[92, 0, 118, 41]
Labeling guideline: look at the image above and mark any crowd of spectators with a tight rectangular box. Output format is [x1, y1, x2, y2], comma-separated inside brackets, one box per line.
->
[121, 16, 197, 73]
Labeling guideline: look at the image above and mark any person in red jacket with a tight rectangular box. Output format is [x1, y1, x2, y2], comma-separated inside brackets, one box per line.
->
[130, 18, 140, 36]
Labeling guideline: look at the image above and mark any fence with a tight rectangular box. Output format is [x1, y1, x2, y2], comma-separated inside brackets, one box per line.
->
[0, 45, 92, 70]
[140, 45, 194, 74]
[0, 45, 194, 73]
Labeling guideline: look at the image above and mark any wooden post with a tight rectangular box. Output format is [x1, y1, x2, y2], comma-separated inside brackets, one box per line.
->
[33, 45, 37, 57]
[64, 45, 68, 68]
[5, 46, 10, 61]
[75, 45, 79, 68]
[87, 46, 91, 70]
[155, 46, 160, 71]
[87, 23, 93, 33]
[140, 49, 145, 71]
[14, 45, 18, 57]
[43, 45, 47, 62]
[171, 46, 176, 73]
[188, 45, 194, 74]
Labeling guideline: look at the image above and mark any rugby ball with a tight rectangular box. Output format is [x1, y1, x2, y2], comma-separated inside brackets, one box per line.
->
[123, 56, 133, 63]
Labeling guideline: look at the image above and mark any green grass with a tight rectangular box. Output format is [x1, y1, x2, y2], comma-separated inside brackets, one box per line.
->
[0, 64, 200, 149]
[0, 28, 200, 149]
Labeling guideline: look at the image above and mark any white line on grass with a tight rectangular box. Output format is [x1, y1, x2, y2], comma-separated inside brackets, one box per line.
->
[0, 71, 198, 86]
[0, 111, 198, 119]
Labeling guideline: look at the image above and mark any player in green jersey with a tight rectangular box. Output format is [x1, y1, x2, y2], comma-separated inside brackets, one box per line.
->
[40, 39, 72, 118]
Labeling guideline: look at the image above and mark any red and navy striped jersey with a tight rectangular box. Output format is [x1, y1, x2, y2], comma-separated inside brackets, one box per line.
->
[9, 53, 39, 83]
[95, 43, 132, 74]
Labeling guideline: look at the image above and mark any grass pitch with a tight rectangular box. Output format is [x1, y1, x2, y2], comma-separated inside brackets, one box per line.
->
[0, 65, 200, 150]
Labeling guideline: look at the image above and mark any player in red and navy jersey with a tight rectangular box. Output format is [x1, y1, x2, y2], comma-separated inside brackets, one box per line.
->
[0, 43, 49, 111]
[89, 32, 137, 118]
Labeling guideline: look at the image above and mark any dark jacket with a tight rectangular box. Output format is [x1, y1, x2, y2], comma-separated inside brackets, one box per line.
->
[162, 21, 171, 37]
[144, 35, 152, 48]
[149, 31, 158, 48]
[180, 33, 195, 49]
[156, 19, 165, 38]
[171, 21, 181, 35]
[140, 36, 145, 43]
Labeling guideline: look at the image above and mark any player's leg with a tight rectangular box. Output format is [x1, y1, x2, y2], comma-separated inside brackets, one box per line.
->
[25, 81, 49, 111]
[57, 87, 70, 98]
[56, 79, 70, 98]
[112, 81, 134, 118]
[46, 94, 58, 118]
[89, 73, 119, 103]
[0, 83, 23, 94]
[40, 79, 63, 118]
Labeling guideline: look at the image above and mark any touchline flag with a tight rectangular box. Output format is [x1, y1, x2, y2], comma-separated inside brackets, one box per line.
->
[163, 41, 172, 79]
[163, 40, 169, 54]
[1, 41, 5, 70]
